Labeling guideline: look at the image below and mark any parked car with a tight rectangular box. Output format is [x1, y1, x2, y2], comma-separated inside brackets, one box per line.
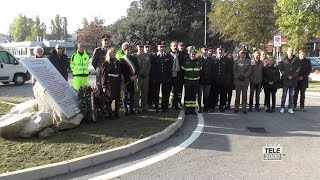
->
[0, 45, 30, 85]
[88, 58, 96, 75]
[309, 57, 320, 72]
[309, 57, 320, 63]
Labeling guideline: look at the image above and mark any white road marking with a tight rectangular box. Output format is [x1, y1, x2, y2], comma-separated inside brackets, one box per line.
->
[89, 113, 205, 180]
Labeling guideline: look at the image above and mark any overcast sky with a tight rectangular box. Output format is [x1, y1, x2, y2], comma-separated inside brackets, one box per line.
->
[0, 0, 133, 34]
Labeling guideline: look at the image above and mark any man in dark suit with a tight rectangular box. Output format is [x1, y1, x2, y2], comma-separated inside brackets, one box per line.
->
[120, 42, 140, 116]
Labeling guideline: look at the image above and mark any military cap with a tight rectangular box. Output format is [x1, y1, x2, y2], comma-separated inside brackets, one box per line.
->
[101, 34, 111, 40]
[144, 41, 151, 46]
[157, 41, 166, 47]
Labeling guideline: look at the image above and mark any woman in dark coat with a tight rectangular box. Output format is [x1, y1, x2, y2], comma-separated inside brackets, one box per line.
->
[225, 52, 235, 109]
[262, 57, 280, 112]
[101, 48, 122, 119]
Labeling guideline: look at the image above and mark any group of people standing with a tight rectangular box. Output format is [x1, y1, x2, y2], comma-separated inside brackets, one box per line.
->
[33, 33, 312, 119]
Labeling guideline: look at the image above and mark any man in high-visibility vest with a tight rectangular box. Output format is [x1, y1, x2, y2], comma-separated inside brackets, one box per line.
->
[70, 43, 89, 91]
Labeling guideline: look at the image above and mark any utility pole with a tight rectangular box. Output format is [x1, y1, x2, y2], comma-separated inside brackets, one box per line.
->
[60, 17, 67, 53]
[204, 1, 207, 46]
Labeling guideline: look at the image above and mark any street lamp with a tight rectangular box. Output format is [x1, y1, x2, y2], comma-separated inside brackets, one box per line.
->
[204, 0, 207, 46]
[60, 17, 67, 52]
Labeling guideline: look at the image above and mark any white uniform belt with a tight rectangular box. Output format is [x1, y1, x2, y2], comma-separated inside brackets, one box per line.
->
[108, 74, 120, 77]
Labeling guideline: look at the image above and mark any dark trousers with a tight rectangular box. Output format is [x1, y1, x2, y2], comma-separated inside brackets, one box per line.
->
[148, 78, 154, 106]
[171, 74, 183, 107]
[249, 83, 262, 109]
[198, 84, 211, 110]
[212, 86, 227, 110]
[294, 87, 307, 108]
[185, 80, 199, 110]
[226, 89, 233, 107]
[153, 81, 171, 110]
[264, 88, 277, 109]
[123, 82, 135, 113]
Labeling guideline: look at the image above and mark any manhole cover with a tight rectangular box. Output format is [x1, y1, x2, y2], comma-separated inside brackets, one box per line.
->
[246, 127, 267, 133]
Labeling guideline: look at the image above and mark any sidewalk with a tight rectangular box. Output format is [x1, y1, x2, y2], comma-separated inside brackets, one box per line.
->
[306, 91, 320, 97]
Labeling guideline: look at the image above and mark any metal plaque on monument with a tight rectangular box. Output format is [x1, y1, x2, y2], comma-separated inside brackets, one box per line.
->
[20, 58, 80, 118]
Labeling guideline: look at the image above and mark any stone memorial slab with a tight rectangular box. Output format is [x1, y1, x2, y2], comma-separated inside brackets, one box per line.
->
[20, 58, 80, 118]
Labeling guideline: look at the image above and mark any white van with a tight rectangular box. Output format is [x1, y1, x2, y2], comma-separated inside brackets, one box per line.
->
[0, 45, 30, 85]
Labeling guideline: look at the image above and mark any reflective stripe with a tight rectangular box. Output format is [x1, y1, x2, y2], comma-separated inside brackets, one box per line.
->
[181, 67, 202, 71]
[108, 74, 120, 77]
[184, 77, 200, 80]
[185, 104, 197, 107]
[185, 100, 196, 103]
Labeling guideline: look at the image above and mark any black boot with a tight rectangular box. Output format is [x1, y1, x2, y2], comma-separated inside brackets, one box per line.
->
[108, 113, 115, 120]
[114, 112, 120, 119]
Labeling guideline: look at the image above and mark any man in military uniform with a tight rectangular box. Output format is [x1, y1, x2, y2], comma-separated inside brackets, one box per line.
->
[182, 49, 202, 115]
[212, 46, 228, 112]
[208, 47, 215, 58]
[150, 41, 173, 112]
[198, 45, 214, 112]
[91, 34, 112, 93]
[133, 41, 152, 113]
[233, 48, 252, 114]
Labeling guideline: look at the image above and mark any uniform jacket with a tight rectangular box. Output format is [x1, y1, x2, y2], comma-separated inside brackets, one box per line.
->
[297, 58, 312, 89]
[133, 53, 151, 79]
[279, 55, 301, 88]
[70, 50, 89, 76]
[226, 58, 235, 89]
[262, 64, 280, 91]
[249, 59, 264, 84]
[181, 58, 202, 81]
[213, 55, 228, 86]
[198, 56, 214, 85]
[101, 58, 122, 89]
[91, 47, 108, 69]
[150, 52, 173, 83]
[48, 50, 69, 80]
[233, 58, 252, 86]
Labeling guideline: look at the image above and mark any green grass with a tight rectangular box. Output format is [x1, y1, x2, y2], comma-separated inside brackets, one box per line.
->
[0, 97, 33, 104]
[0, 110, 179, 174]
[0, 103, 14, 118]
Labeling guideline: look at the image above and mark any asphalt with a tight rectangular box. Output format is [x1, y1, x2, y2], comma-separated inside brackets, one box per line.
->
[47, 93, 320, 180]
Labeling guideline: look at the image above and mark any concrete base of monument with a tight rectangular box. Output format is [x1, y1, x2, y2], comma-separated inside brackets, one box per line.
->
[0, 82, 84, 139]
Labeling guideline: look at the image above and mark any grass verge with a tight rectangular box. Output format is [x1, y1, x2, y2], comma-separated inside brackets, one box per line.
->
[0, 102, 14, 118]
[0, 110, 179, 174]
[0, 97, 33, 104]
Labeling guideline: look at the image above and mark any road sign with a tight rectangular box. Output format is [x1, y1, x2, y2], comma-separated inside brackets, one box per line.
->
[274, 36, 282, 47]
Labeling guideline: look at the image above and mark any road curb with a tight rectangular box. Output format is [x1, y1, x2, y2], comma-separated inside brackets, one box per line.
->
[0, 110, 185, 180]
[306, 91, 320, 97]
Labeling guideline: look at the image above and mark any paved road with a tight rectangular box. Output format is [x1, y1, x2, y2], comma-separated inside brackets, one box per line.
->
[47, 93, 320, 180]
[0, 74, 97, 98]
